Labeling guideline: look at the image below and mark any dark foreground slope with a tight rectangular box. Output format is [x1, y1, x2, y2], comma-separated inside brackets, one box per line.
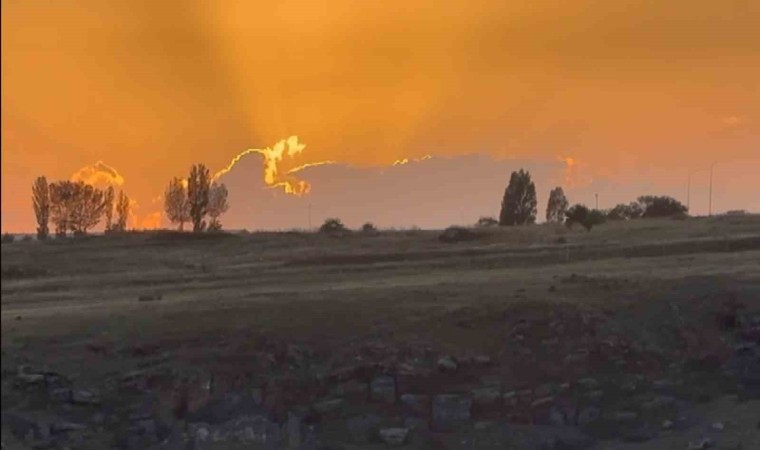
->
[2, 216, 759, 449]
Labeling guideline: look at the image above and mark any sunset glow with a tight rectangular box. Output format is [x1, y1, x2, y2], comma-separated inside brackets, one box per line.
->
[2, 0, 759, 231]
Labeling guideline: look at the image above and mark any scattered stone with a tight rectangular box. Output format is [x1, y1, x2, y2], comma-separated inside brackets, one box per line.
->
[541, 427, 596, 450]
[687, 437, 713, 449]
[711, 422, 724, 431]
[474, 421, 495, 431]
[332, 379, 368, 399]
[611, 411, 638, 422]
[403, 417, 427, 431]
[437, 356, 458, 372]
[311, 398, 344, 416]
[283, 412, 302, 449]
[137, 293, 162, 302]
[471, 386, 501, 406]
[432, 394, 472, 431]
[576, 378, 600, 390]
[71, 389, 101, 405]
[662, 420, 674, 430]
[400, 394, 430, 416]
[370, 376, 396, 404]
[576, 407, 601, 427]
[15, 365, 45, 385]
[641, 395, 676, 412]
[347, 414, 383, 444]
[51, 421, 87, 434]
[623, 424, 656, 443]
[48, 388, 72, 402]
[378, 427, 409, 446]
[549, 405, 568, 426]
[531, 396, 555, 409]
[503, 391, 518, 407]
[584, 390, 604, 403]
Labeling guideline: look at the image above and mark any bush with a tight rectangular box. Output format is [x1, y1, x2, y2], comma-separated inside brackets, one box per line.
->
[21, 235, 34, 242]
[439, 226, 479, 243]
[638, 196, 688, 218]
[1, 233, 14, 244]
[607, 202, 644, 221]
[476, 217, 498, 227]
[361, 222, 380, 236]
[320, 218, 348, 236]
[565, 205, 606, 231]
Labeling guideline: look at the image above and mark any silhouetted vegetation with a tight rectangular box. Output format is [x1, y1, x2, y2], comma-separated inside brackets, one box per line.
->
[164, 177, 190, 231]
[207, 183, 229, 231]
[638, 195, 688, 218]
[439, 226, 479, 243]
[565, 204, 606, 231]
[606, 202, 644, 221]
[49, 181, 107, 236]
[1, 233, 14, 244]
[499, 169, 537, 226]
[546, 186, 569, 223]
[320, 218, 348, 236]
[188, 164, 211, 233]
[32, 176, 50, 240]
[361, 222, 379, 236]
[476, 217, 498, 227]
[113, 190, 130, 233]
[103, 186, 115, 232]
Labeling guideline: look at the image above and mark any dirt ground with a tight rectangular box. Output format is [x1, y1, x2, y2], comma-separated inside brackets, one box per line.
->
[2, 216, 759, 449]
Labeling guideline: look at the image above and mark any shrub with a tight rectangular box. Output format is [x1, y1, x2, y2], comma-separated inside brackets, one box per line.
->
[637, 195, 688, 218]
[1, 233, 14, 244]
[439, 226, 479, 243]
[476, 217, 498, 227]
[320, 218, 348, 236]
[565, 204, 606, 231]
[361, 222, 380, 236]
[607, 202, 644, 221]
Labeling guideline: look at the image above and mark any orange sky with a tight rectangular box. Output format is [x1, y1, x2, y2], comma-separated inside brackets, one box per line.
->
[2, 0, 759, 232]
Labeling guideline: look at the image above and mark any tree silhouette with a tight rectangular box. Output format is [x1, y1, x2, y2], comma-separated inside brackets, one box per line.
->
[48, 181, 107, 235]
[207, 183, 229, 231]
[546, 187, 569, 223]
[49, 181, 77, 237]
[103, 186, 115, 232]
[188, 164, 211, 233]
[607, 202, 644, 221]
[114, 190, 130, 232]
[565, 204, 606, 231]
[32, 176, 50, 240]
[69, 183, 106, 235]
[637, 196, 688, 218]
[499, 169, 537, 226]
[164, 177, 190, 231]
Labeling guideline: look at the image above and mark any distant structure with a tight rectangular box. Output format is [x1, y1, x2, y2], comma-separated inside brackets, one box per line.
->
[724, 210, 748, 216]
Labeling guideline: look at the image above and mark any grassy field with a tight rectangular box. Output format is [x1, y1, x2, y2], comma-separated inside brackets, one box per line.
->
[2, 215, 759, 449]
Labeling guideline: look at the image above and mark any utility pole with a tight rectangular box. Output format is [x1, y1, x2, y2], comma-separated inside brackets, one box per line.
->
[595, 193, 598, 210]
[308, 203, 312, 230]
[708, 162, 716, 217]
[687, 170, 691, 213]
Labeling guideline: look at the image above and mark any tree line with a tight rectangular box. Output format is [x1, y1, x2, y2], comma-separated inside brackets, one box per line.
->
[497, 169, 689, 231]
[31, 177, 131, 239]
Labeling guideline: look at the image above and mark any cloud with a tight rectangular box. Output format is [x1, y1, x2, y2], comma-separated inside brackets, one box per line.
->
[70, 161, 125, 187]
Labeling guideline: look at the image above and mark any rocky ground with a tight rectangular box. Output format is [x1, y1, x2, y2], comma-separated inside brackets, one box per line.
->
[2, 218, 759, 449]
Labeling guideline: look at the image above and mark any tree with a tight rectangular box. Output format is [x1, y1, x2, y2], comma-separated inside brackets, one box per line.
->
[320, 218, 347, 236]
[68, 182, 106, 235]
[607, 202, 644, 221]
[546, 187, 569, 223]
[103, 186, 115, 232]
[207, 183, 229, 231]
[187, 164, 211, 233]
[565, 204, 606, 232]
[499, 169, 537, 226]
[637, 196, 688, 218]
[114, 190, 130, 232]
[164, 177, 190, 231]
[32, 176, 50, 240]
[49, 181, 78, 237]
